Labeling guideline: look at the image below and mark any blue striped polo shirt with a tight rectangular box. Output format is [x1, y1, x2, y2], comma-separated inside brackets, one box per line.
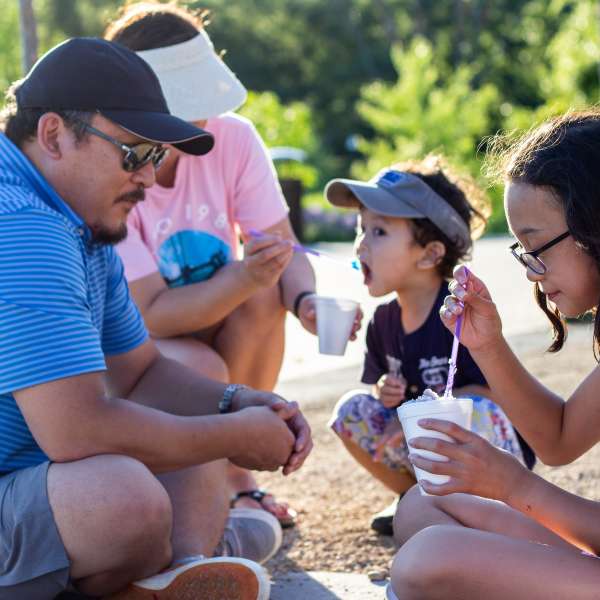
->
[0, 133, 148, 473]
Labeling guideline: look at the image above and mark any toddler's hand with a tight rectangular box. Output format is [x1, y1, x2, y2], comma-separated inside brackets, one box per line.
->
[297, 296, 363, 340]
[376, 373, 406, 408]
[373, 417, 405, 463]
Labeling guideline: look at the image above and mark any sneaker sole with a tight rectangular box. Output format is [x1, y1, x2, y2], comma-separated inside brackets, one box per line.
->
[105, 557, 270, 600]
[229, 507, 283, 563]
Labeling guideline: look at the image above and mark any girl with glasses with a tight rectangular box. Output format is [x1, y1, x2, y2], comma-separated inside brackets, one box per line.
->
[387, 109, 600, 600]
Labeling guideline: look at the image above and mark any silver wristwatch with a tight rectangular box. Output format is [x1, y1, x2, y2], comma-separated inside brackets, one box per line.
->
[218, 384, 247, 414]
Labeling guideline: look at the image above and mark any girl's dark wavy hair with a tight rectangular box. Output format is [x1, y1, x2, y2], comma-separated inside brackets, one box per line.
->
[392, 155, 490, 279]
[486, 108, 600, 355]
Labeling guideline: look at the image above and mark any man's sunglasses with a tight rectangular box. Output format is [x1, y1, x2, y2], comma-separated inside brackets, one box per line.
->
[509, 231, 570, 275]
[79, 122, 168, 172]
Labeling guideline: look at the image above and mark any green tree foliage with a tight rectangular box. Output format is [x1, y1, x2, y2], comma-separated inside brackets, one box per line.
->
[353, 38, 498, 177]
[505, 0, 600, 129]
[352, 38, 505, 230]
[0, 1, 22, 93]
[0, 0, 597, 234]
[239, 90, 320, 187]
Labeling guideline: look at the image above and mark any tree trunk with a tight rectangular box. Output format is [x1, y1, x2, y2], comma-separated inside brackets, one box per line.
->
[18, 0, 38, 74]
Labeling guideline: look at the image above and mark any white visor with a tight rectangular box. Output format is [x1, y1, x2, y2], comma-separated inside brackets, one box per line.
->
[137, 30, 248, 121]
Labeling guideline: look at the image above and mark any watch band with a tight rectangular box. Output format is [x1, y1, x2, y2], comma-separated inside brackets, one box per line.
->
[219, 383, 247, 414]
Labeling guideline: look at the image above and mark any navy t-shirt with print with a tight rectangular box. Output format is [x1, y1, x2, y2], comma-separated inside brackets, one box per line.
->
[361, 282, 535, 468]
[361, 283, 484, 397]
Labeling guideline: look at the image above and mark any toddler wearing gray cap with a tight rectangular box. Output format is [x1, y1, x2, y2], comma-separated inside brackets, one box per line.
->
[327, 155, 535, 536]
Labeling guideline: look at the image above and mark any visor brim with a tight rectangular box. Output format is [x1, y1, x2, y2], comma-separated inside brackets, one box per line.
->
[325, 179, 425, 219]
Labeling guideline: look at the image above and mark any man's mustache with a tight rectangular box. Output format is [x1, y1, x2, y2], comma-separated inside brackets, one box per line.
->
[115, 188, 145, 204]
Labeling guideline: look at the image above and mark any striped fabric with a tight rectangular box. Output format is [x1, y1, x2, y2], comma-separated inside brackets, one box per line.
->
[0, 133, 148, 473]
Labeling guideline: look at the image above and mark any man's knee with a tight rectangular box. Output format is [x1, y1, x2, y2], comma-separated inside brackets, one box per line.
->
[50, 455, 173, 573]
[197, 346, 229, 383]
[238, 285, 285, 329]
[157, 337, 229, 383]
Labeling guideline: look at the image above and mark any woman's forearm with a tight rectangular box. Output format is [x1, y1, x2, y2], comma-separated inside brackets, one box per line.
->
[143, 261, 259, 337]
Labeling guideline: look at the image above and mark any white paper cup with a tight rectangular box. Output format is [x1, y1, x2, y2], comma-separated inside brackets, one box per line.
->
[397, 397, 473, 495]
[314, 296, 358, 356]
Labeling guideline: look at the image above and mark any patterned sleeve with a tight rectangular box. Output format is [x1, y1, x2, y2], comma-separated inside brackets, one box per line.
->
[102, 247, 148, 356]
[0, 210, 106, 393]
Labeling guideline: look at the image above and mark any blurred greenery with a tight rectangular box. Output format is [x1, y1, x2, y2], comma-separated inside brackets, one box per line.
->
[238, 90, 320, 187]
[1, 0, 598, 239]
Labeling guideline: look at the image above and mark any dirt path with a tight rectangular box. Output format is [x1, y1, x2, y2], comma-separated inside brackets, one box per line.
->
[263, 325, 599, 577]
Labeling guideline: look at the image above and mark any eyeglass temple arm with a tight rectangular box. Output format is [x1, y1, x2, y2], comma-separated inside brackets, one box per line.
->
[83, 123, 131, 153]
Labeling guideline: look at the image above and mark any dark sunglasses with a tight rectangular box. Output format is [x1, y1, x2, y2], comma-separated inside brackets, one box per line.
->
[509, 231, 570, 275]
[79, 122, 168, 172]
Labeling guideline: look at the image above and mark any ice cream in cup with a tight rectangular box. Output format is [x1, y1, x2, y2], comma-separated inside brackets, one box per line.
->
[397, 389, 473, 495]
[314, 296, 359, 356]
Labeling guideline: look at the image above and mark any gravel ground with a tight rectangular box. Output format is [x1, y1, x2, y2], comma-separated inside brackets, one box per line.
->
[262, 324, 600, 578]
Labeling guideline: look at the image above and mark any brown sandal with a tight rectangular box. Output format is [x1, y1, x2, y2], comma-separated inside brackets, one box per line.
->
[230, 489, 297, 529]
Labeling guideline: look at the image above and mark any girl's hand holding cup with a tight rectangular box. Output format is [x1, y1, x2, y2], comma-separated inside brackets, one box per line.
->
[440, 266, 504, 353]
[408, 418, 528, 502]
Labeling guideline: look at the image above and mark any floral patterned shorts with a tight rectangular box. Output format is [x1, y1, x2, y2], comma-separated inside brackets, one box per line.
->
[329, 390, 526, 471]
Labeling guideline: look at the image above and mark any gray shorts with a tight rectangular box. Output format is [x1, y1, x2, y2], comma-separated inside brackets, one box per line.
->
[0, 462, 70, 599]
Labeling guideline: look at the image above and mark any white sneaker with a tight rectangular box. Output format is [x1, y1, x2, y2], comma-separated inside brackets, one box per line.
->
[104, 556, 270, 600]
[215, 507, 283, 564]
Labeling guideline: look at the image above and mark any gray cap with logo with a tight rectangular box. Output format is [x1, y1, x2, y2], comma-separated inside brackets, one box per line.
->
[325, 169, 471, 251]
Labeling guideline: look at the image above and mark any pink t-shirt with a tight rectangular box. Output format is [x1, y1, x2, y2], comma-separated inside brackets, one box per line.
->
[117, 113, 288, 286]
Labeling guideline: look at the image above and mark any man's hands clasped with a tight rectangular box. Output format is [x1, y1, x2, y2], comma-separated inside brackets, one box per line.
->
[229, 387, 312, 476]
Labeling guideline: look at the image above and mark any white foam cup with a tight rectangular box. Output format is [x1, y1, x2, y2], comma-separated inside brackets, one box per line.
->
[314, 296, 359, 356]
[397, 397, 473, 495]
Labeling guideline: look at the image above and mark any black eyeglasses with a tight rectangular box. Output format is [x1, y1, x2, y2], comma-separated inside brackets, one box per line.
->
[509, 231, 570, 275]
[79, 122, 168, 172]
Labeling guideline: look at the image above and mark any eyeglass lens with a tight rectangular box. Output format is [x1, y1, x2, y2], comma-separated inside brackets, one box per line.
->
[517, 252, 545, 274]
[123, 144, 168, 172]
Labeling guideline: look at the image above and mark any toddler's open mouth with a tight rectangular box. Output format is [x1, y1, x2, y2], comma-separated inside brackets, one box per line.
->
[360, 261, 372, 285]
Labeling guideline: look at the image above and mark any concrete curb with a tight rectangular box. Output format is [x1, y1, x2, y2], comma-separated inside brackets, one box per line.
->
[271, 571, 389, 599]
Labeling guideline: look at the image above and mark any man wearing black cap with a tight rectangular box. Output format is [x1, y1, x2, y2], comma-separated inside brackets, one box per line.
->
[0, 38, 311, 600]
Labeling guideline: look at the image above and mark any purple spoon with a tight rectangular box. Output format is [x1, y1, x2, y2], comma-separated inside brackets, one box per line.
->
[248, 229, 361, 271]
[443, 266, 470, 400]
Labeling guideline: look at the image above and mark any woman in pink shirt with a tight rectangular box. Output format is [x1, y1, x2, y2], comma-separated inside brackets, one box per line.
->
[105, 2, 357, 527]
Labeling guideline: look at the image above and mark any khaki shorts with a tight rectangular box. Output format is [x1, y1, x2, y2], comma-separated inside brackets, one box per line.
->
[0, 462, 70, 599]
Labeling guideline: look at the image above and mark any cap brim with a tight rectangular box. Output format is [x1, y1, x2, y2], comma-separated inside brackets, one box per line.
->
[102, 109, 214, 156]
[325, 179, 425, 219]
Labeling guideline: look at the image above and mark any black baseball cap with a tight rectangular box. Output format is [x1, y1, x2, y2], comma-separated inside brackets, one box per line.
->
[16, 38, 214, 156]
